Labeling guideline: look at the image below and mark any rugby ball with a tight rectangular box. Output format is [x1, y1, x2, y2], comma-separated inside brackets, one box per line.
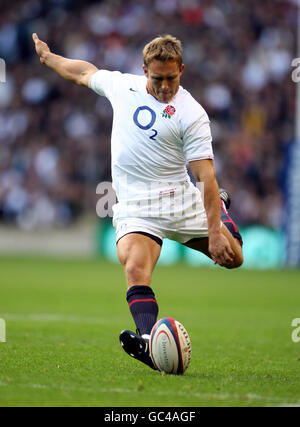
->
[150, 317, 192, 374]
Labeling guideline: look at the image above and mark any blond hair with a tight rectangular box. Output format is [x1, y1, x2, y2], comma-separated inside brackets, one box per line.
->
[143, 35, 183, 68]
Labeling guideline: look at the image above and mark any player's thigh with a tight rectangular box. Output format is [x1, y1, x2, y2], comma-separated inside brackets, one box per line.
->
[117, 233, 162, 286]
[183, 225, 243, 269]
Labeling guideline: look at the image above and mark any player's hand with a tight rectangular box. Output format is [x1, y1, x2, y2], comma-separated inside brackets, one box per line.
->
[32, 33, 50, 63]
[208, 232, 235, 267]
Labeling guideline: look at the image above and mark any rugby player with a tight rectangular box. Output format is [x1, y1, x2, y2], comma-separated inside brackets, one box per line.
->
[33, 33, 243, 370]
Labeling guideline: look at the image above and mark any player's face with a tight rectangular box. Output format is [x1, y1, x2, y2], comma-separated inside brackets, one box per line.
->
[143, 60, 184, 103]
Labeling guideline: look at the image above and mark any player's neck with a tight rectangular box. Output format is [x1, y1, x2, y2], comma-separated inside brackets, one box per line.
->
[146, 84, 177, 104]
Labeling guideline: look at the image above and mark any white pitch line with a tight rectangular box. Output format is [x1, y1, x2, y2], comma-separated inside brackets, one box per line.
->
[1, 313, 107, 325]
[177, 391, 300, 406]
[0, 381, 299, 407]
[276, 403, 300, 407]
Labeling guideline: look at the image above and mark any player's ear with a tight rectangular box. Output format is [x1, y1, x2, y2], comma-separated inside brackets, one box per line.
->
[143, 65, 148, 77]
[179, 64, 184, 76]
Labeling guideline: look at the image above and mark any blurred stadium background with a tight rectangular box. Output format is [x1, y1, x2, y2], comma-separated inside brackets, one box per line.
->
[0, 0, 298, 268]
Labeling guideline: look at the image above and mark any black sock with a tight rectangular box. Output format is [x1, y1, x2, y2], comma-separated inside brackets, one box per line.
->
[126, 286, 159, 337]
[221, 200, 243, 246]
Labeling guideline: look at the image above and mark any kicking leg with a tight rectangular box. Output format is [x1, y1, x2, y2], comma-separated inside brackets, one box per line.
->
[184, 225, 243, 269]
[184, 195, 243, 269]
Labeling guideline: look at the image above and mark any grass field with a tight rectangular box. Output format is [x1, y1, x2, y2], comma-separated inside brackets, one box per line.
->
[0, 256, 300, 407]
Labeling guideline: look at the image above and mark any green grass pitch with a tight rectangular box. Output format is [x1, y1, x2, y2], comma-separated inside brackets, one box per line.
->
[0, 256, 300, 407]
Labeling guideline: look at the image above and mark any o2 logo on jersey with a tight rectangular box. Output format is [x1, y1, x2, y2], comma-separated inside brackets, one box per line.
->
[133, 106, 158, 141]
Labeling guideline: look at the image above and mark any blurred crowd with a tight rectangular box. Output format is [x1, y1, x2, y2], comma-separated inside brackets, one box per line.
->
[0, 0, 297, 230]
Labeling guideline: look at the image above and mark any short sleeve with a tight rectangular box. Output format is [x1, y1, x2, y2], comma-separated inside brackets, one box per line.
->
[88, 70, 122, 101]
[183, 113, 214, 163]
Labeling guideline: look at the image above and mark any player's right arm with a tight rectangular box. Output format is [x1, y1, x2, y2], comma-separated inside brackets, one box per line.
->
[32, 33, 98, 87]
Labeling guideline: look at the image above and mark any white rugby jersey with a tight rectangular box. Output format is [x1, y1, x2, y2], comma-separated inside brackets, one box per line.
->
[89, 70, 214, 202]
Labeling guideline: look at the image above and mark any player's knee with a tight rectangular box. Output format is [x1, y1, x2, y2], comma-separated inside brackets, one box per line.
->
[125, 262, 150, 284]
[125, 262, 141, 278]
[226, 253, 244, 269]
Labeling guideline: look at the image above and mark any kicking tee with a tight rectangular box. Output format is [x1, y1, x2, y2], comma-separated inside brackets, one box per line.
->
[89, 70, 213, 209]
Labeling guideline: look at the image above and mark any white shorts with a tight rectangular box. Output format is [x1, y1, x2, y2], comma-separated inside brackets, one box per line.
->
[113, 181, 209, 245]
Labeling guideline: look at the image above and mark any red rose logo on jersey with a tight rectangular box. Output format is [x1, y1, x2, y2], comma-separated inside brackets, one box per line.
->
[162, 105, 176, 119]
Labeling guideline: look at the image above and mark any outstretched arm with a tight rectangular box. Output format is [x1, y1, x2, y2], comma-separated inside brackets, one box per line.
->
[32, 33, 98, 87]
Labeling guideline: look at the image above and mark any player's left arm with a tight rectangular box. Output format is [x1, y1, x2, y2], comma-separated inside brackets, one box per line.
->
[189, 159, 235, 266]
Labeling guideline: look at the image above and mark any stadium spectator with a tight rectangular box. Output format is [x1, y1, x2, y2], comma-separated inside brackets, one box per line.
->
[0, 0, 296, 229]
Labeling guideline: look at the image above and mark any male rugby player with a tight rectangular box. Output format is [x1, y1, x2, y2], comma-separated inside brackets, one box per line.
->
[33, 34, 243, 370]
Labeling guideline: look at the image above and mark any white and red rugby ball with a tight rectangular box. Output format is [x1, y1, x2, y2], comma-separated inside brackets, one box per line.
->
[150, 317, 192, 374]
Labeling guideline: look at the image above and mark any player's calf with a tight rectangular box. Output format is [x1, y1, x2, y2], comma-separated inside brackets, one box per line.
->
[219, 189, 243, 269]
[127, 285, 159, 337]
[221, 225, 244, 269]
